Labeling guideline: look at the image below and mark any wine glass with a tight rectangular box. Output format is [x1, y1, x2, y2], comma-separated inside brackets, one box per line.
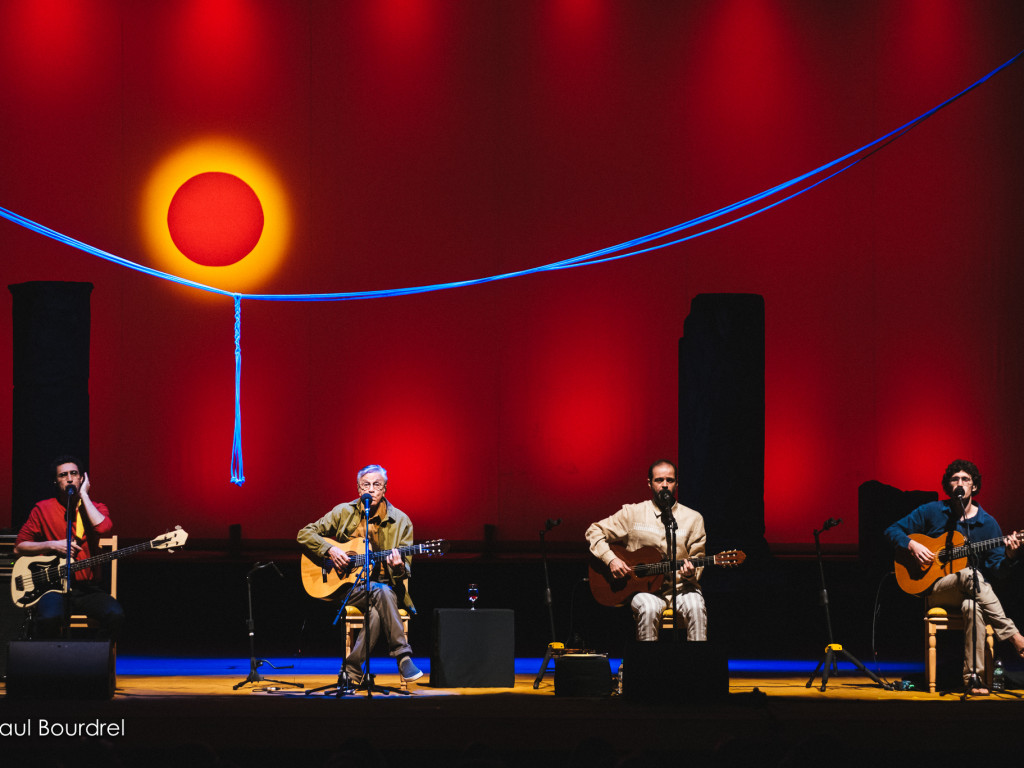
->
[468, 583, 479, 610]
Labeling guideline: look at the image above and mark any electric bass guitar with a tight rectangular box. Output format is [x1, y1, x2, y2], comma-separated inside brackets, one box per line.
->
[894, 529, 1022, 595]
[10, 526, 189, 607]
[588, 543, 746, 607]
[300, 536, 448, 600]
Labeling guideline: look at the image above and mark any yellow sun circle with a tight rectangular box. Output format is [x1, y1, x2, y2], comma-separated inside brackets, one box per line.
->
[140, 136, 290, 294]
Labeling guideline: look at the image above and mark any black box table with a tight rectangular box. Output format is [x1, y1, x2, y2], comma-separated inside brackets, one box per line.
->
[430, 608, 515, 687]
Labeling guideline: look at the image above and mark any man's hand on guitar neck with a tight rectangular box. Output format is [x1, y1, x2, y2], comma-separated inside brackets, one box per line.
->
[1006, 531, 1022, 559]
[327, 545, 404, 571]
[907, 539, 935, 567]
[608, 556, 695, 578]
[385, 548, 405, 573]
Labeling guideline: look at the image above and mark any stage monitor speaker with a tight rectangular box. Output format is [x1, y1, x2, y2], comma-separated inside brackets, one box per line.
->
[0, 599, 26, 678]
[623, 640, 728, 702]
[430, 608, 514, 687]
[0, 536, 27, 677]
[554, 654, 612, 697]
[679, 293, 767, 551]
[5, 640, 115, 699]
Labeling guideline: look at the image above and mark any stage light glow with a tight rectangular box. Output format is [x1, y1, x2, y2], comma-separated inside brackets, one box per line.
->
[140, 136, 290, 292]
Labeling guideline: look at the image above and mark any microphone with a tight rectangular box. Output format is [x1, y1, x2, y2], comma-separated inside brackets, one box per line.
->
[950, 486, 966, 517]
[822, 517, 842, 531]
[545, 518, 561, 531]
[656, 489, 675, 512]
[64, 483, 78, 515]
[251, 560, 284, 577]
[360, 493, 372, 512]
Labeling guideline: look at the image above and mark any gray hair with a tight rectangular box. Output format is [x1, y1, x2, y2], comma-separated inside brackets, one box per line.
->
[357, 464, 388, 484]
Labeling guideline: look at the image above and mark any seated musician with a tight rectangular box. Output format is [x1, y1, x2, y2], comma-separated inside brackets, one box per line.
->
[296, 463, 423, 684]
[884, 459, 1024, 695]
[14, 455, 124, 640]
[585, 459, 707, 641]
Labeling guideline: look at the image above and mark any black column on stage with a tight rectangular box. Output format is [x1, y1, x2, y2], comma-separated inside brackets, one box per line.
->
[8, 281, 93, 531]
[678, 293, 768, 556]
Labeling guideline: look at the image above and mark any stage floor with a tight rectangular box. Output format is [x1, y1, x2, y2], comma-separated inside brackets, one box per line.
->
[3, 657, 1022, 767]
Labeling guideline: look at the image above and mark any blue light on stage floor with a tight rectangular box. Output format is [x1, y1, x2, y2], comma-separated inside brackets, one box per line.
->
[113, 656, 922, 677]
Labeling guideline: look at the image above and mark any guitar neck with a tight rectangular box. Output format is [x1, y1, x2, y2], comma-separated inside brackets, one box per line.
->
[349, 542, 429, 567]
[634, 553, 714, 577]
[65, 540, 153, 576]
[942, 531, 1018, 561]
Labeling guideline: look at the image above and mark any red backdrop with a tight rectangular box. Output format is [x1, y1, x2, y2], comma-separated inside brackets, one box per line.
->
[2, 0, 1023, 545]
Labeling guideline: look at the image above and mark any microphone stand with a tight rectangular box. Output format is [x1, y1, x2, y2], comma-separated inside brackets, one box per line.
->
[661, 504, 679, 643]
[954, 494, 984, 700]
[541, 523, 557, 644]
[806, 519, 888, 691]
[532, 520, 563, 688]
[62, 490, 76, 639]
[233, 561, 303, 690]
[304, 559, 365, 697]
[308, 497, 408, 698]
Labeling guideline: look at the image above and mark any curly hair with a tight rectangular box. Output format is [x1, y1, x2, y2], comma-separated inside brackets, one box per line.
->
[49, 454, 83, 480]
[942, 459, 981, 497]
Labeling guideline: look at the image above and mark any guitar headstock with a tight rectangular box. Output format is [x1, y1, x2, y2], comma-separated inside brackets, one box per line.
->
[419, 539, 449, 556]
[152, 525, 189, 551]
[713, 549, 746, 567]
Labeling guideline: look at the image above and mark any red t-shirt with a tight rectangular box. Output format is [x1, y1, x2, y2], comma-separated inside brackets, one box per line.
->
[16, 497, 113, 582]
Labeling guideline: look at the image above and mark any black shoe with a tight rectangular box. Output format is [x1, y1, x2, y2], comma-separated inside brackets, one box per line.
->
[398, 656, 423, 682]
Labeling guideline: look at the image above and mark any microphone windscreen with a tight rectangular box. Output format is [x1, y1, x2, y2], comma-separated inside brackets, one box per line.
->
[656, 489, 675, 511]
[360, 493, 372, 506]
[954, 487, 965, 499]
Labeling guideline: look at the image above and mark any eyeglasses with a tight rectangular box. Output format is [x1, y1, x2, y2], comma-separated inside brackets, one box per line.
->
[56, 470, 80, 478]
[950, 475, 973, 485]
[358, 481, 386, 491]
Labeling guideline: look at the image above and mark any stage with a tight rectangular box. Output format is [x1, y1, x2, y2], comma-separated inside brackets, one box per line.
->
[2, 656, 1022, 767]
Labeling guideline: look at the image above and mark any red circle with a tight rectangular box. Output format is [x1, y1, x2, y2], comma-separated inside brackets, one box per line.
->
[167, 172, 264, 267]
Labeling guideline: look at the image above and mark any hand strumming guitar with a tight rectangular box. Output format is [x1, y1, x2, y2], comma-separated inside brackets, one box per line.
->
[907, 538, 936, 567]
[608, 557, 632, 578]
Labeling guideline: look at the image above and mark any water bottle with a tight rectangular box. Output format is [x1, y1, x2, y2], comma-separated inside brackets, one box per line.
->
[617, 662, 624, 695]
[993, 659, 1005, 692]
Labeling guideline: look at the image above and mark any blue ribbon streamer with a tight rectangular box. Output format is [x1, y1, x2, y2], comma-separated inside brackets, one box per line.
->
[231, 295, 245, 486]
[1, 49, 1019, 484]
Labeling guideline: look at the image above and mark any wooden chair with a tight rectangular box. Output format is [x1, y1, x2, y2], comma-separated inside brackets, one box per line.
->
[69, 536, 118, 638]
[925, 606, 994, 693]
[343, 604, 411, 690]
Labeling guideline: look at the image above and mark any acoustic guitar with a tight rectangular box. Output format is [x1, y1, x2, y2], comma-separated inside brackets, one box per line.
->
[300, 535, 448, 600]
[894, 529, 1022, 595]
[588, 543, 745, 607]
[10, 526, 188, 607]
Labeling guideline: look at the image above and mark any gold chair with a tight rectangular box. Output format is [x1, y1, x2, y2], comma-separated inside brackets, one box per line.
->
[343, 604, 411, 690]
[925, 606, 994, 693]
[69, 535, 118, 631]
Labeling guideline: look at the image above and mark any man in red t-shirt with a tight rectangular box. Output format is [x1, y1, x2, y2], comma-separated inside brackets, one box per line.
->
[15, 455, 124, 640]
